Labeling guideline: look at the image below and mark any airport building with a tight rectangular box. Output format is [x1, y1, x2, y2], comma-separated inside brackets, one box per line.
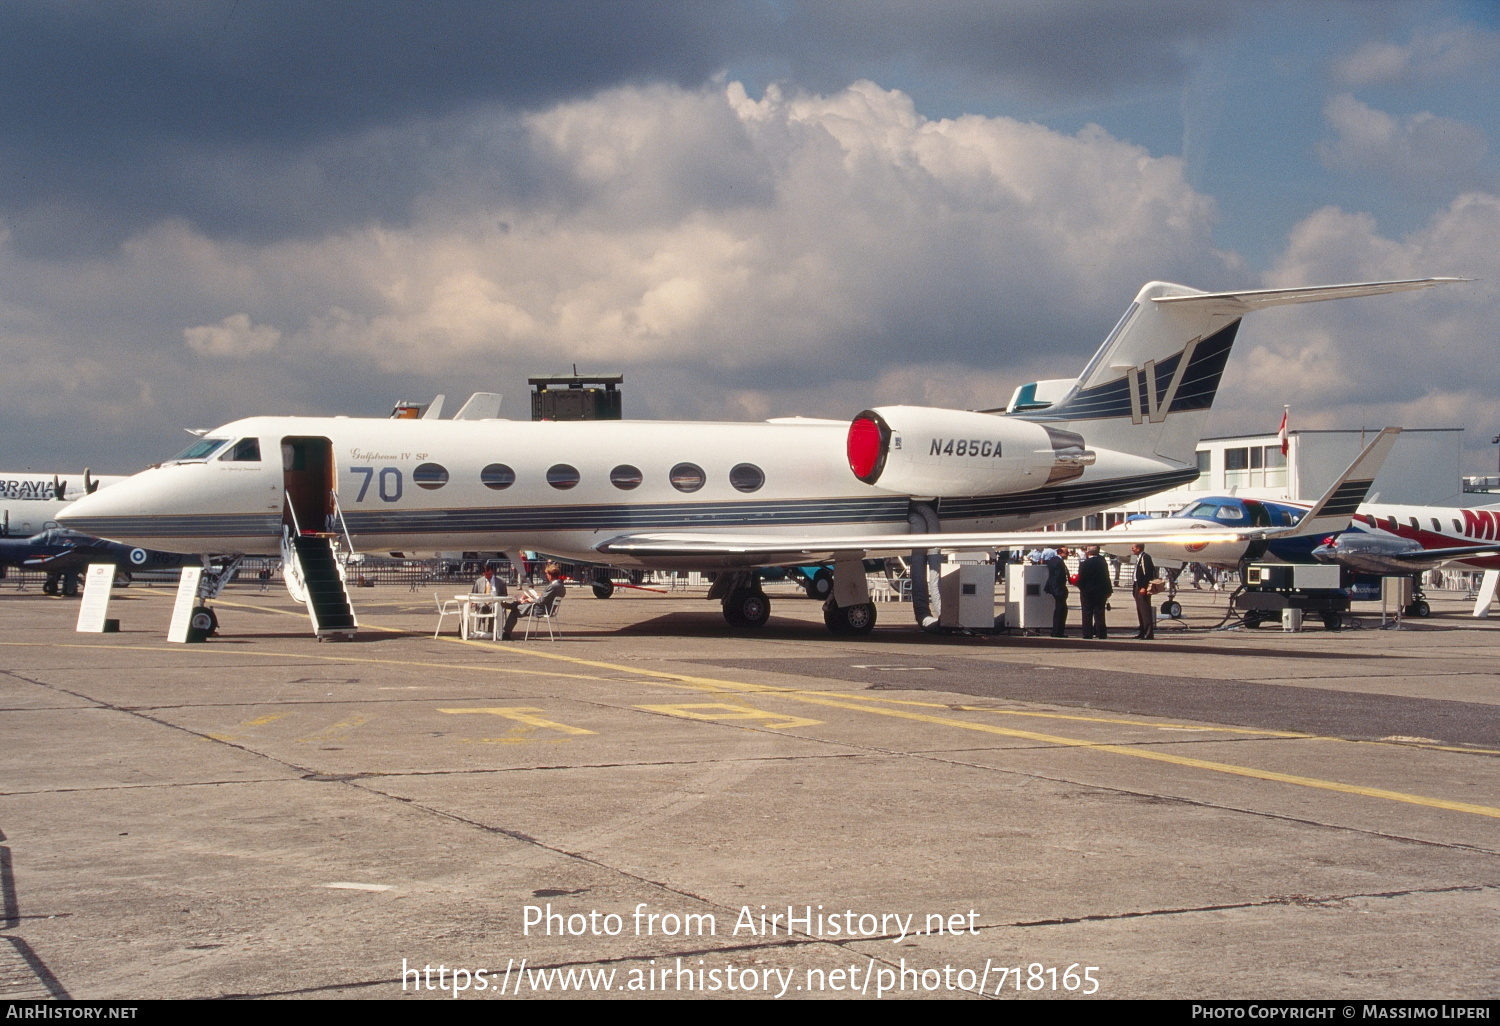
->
[1081, 427, 1465, 528]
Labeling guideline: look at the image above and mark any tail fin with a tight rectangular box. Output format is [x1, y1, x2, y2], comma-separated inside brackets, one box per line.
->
[1292, 426, 1401, 540]
[1016, 278, 1463, 466]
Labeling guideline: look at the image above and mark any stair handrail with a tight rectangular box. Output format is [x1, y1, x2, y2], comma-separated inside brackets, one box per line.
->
[329, 488, 357, 559]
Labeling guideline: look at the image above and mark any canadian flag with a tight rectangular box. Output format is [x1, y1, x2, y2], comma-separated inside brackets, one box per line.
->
[1278, 409, 1289, 456]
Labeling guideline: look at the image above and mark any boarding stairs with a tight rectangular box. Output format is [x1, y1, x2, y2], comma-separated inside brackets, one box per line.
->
[281, 495, 358, 641]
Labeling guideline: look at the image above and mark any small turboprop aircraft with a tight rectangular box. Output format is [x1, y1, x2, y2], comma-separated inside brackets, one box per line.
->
[1107, 427, 1402, 568]
[0, 469, 123, 538]
[59, 277, 1460, 635]
[0, 528, 188, 595]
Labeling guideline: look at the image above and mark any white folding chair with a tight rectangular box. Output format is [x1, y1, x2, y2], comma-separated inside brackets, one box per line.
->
[433, 592, 462, 638]
[522, 598, 562, 641]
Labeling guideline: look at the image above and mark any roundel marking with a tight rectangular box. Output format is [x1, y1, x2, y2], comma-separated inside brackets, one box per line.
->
[130, 548, 148, 565]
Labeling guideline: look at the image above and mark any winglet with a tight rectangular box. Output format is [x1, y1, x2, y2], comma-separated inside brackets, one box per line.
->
[1290, 427, 1401, 540]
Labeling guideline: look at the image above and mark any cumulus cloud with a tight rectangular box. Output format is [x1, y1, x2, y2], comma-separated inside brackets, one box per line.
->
[1215, 194, 1500, 470]
[0, 78, 1239, 467]
[0, 1, 1237, 259]
[184, 314, 283, 358]
[1332, 25, 1500, 87]
[1319, 93, 1490, 195]
[275, 81, 1233, 385]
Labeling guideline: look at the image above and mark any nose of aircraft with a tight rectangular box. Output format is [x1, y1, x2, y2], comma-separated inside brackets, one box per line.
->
[55, 469, 169, 543]
[1310, 537, 1340, 562]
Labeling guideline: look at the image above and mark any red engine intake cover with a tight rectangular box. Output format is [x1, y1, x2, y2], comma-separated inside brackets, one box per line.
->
[847, 412, 889, 484]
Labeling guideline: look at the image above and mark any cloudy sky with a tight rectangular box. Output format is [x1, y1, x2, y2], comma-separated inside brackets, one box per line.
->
[5, 0, 1499, 474]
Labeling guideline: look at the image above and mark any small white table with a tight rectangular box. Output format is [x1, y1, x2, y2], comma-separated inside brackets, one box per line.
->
[455, 594, 500, 639]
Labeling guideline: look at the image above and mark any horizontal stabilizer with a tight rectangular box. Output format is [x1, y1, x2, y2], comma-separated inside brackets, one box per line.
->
[1151, 278, 1467, 312]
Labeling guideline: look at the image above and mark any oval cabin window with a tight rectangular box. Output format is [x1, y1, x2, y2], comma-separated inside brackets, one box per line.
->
[547, 464, 581, 490]
[413, 463, 449, 490]
[729, 463, 764, 493]
[480, 464, 516, 490]
[610, 465, 643, 490]
[669, 463, 705, 493]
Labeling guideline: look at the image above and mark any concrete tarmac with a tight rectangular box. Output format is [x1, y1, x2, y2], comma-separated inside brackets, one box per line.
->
[0, 579, 1496, 1000]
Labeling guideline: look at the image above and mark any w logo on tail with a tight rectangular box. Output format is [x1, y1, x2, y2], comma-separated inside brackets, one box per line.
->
[1124, 336, 1201, 425]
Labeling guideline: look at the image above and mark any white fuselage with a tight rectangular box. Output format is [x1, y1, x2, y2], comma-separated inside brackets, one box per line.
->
[57, 415, 1193, 566]
[0, 472, 125, 537]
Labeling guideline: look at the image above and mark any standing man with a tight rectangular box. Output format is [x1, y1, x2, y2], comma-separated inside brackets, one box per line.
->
[1043, 546, 1071, 638]
[1076, 545, 1112, 639]
[1131, 543, 1158, 639]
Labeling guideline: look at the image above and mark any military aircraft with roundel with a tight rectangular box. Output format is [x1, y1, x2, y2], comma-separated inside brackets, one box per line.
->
[58, 277, 1463, 636]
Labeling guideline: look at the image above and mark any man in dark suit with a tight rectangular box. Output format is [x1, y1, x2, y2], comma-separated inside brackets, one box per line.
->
[1043, 546, 1071, 637]
[1131, 543, 1158, 639]
[1076, 545, 1112, 639]
[501, 562, 566, 640]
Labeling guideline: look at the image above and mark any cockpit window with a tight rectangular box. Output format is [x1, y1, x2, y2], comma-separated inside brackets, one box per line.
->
[218, 438, 261, 462]
[168, 438, 231, 463]
[1181, 502, 1218, 519]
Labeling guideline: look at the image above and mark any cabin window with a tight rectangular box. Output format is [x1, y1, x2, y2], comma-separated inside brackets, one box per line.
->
[547, 464, 581, 490]
[1214, 505, 1246, 521]
[610, 465, 643, 490]
[729, 463, 764, 493]
[1454, 519, 1463, 533]
[1409, 517, 1419, 530]
[480, 464, 515, 490]
[169, 438, 231, 463]
[413, 463, 449, 490]
[1431, 518, 1440, 532]
[219, 438, 261, 462]
[669, 463, 705, 493]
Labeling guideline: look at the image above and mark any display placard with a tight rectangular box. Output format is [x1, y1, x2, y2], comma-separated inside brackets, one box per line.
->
[167, 566, 204, 643]
[75, 563, 116, 633]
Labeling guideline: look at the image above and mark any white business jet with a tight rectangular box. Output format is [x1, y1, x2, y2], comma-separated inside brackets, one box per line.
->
[59, 278, 1460, 635]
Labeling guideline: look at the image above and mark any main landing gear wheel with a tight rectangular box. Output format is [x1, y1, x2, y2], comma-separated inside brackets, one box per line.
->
[804, 567, 833, 600]
[1160, 599, 1182, 618]
[61, 575, 80, 597]
[824, 601, 876, 635]
[592, 578, 615, 599]
[722, 589, 770, 628]
[42, 576, 59, 596]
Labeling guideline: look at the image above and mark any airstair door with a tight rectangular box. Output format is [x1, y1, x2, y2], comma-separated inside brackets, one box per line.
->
[281, 436, 334, 535]
[280, 436, 357, 639]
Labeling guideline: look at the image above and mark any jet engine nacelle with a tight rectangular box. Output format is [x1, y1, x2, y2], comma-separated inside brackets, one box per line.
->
[847, 406, 1095, 497]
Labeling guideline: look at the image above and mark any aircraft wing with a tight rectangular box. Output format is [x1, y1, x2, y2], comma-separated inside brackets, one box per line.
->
[1382, 543, 1500, 563]
[21, 550, 87, 569]
[595, 525, 1292, 561]
[597, 428, 1402, 563]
